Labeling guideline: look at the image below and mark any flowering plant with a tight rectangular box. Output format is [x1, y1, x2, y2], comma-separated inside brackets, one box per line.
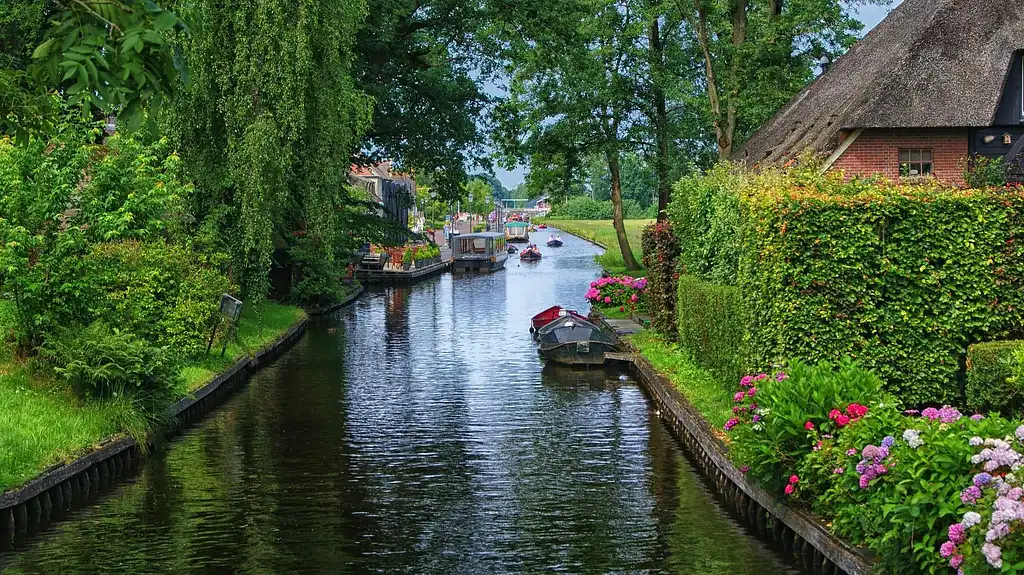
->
[585, 275, 648, 312]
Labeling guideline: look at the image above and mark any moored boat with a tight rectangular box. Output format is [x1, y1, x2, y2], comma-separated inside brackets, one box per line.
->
[530, 305, 587, 333]
[537, 317, 618, 366]
[452, 232, 509, 273]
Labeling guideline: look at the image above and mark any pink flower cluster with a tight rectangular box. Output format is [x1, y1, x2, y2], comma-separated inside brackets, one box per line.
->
[920, 405, 963, 423]
[828, 403, 868, 428]
[784, 474, 799, 495]
[585, 275, 647, 309]
[724, 373, 778, 432]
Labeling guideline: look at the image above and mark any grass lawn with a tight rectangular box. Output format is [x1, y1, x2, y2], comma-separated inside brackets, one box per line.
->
[625, 330, 733, 429]
[0, 301, 306, 493]
[541, 219, 652, 275]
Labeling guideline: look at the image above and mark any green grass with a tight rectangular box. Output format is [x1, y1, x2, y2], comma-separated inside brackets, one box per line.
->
[179, 302, 307, 392]
[0, 300, 305, 493]
[592, 305, 634, 319]
[541, 218, 652, 275]
[626, 329, 734, 429]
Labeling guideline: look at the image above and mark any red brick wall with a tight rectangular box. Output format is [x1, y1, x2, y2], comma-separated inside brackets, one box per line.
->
[830, 128, 969, 185]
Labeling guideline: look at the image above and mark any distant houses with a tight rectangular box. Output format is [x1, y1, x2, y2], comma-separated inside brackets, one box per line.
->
[349, 161, 413, 234]
[735, 0, 1024, 184]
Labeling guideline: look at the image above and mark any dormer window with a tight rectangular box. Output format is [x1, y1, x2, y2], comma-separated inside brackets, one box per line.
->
[899, 149, 933, 177]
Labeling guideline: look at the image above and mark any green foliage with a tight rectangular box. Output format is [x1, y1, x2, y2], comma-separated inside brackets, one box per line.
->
[964, 155, 1009, 188]
[667, 163, 744, 285]
[641, 221, 680, 337]
[548, 196, 652, 220]
[740, 171, 1024, 405]
[729, 358, 887, 493]
[966, 340, 1024, 415]
[171, 0, 374, 301]
[677, 275, 745, 383]
[39, 321, 181, 400]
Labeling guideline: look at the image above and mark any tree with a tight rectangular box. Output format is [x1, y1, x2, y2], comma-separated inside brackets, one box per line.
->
[677, 0, 890, 159]
[170, 0, 374, 301]
[490, 0, 646, 270]
[353, 0, 491, 202]
[1, 0, 186, 139]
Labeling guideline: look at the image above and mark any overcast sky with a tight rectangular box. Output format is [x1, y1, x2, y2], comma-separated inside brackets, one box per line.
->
[492, 1, 903, 189]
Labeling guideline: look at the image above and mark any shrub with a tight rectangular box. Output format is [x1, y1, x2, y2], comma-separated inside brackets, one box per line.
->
[677, 275, 745, 383]
[741, 176, 1024, 405]
[641, 221, 680, 338]
[728, 358, 887, 494]
[667, 163, 744, 285]
[964, 155, 1009, 188]
[39, 321, 181, 400]
[966, 340, 1024, 415]
[80, 240, 232, 359]
[585, 275, 647, 310]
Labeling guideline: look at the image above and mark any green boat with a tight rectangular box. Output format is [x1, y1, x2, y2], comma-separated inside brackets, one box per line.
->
[505, 221, 530, 243]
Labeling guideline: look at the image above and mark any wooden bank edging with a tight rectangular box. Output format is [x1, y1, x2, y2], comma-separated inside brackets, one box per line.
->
[620, 350, 875, 575]
[0, 306, 337, 550]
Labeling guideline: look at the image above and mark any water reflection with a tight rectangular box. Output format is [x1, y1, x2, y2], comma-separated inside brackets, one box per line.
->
[0, 229, 794, 575]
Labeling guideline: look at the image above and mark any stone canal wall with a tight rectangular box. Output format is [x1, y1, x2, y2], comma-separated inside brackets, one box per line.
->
[0, 291, 363, 549]
[623, 352, 875, 575]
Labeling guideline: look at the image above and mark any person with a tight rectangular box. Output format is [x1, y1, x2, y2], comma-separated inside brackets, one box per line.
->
[549, 233, 555, 242]
[556, 234, 561, 242]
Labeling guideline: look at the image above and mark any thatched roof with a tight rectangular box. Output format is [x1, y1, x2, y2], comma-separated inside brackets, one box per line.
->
[734, 0, 1024, 166]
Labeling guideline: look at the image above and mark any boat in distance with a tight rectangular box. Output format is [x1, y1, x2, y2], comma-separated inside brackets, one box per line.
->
[519, 245, 542, 261]
[537, 317, 618, 366]
[451, 232, 509, 273]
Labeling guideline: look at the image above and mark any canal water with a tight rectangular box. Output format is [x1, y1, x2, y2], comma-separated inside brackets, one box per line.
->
[0, 230, 794, 575]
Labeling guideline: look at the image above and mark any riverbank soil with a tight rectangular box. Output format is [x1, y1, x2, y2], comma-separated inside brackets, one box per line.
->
[0, 301, 305, 493]
[540, 219, 651, 275]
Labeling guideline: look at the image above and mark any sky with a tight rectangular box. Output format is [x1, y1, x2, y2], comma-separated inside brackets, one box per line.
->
[491, 1, 903, 190]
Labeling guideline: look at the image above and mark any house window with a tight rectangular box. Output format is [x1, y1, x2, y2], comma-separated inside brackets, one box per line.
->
[899, 149, 933, 177]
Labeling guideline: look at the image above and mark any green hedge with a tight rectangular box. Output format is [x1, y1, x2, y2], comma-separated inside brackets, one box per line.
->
[677, 275, 745, 384]
[667, 163, 744, 285]
[966, 340, 1024, 414]
[741, 180, 1024, 405]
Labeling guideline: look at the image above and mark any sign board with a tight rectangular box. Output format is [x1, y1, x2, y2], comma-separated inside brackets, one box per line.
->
[220, 294, 243, 321]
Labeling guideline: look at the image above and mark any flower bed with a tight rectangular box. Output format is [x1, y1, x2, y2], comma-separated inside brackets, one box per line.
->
[723, 358, 1024, 574]
[585, 274, 647, 315]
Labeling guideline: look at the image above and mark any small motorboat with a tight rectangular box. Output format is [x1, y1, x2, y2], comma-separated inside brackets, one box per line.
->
[538, 317, 618, 366]
[520, 245, 542, 262]
[530, 305, 587, 333]
[546, 234, 563, 248]
[537, 224, 548, 229]
[507, 245, 518, 254]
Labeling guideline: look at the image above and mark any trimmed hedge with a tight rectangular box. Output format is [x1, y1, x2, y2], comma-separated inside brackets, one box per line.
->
[677, 275, 745, 383]
[641, 221, 680, 338]
[741, 178, 1024, 405]
[667, 163, 744, 285]
[966, 340, 1024, 414]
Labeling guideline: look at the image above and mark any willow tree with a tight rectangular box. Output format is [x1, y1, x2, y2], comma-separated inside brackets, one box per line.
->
[170, 0, 373, 300]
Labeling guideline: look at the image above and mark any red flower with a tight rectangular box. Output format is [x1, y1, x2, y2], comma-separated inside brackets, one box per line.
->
[789, 475, 800, 484]
[836, 415, 851, 427]
[784, 484, 794, 495]
[846, 403, 868, 419]
[828, 409, 842, 420]
[804, 421, 814, 430]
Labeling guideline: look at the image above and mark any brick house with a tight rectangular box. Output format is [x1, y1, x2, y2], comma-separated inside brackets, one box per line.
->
[734, 0, 1024, 185]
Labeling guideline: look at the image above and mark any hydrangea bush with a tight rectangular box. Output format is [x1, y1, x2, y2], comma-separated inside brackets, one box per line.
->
[585, 275, 648, 313]
[724, 357, 1024, 573]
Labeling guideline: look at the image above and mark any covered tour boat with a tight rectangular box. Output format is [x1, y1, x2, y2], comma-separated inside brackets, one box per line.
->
[505, 221, 530, 243]
[451, 232, 509, 273]
[530, 305, 587, 333]
[519, 245, 542, 262]
[538, 317, 618, 366]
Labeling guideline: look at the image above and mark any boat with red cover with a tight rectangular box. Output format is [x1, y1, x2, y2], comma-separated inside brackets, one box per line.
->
[530, 305, 587, 333]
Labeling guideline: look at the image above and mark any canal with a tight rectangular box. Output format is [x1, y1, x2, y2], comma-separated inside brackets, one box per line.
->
[0, 230, 794, 574]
